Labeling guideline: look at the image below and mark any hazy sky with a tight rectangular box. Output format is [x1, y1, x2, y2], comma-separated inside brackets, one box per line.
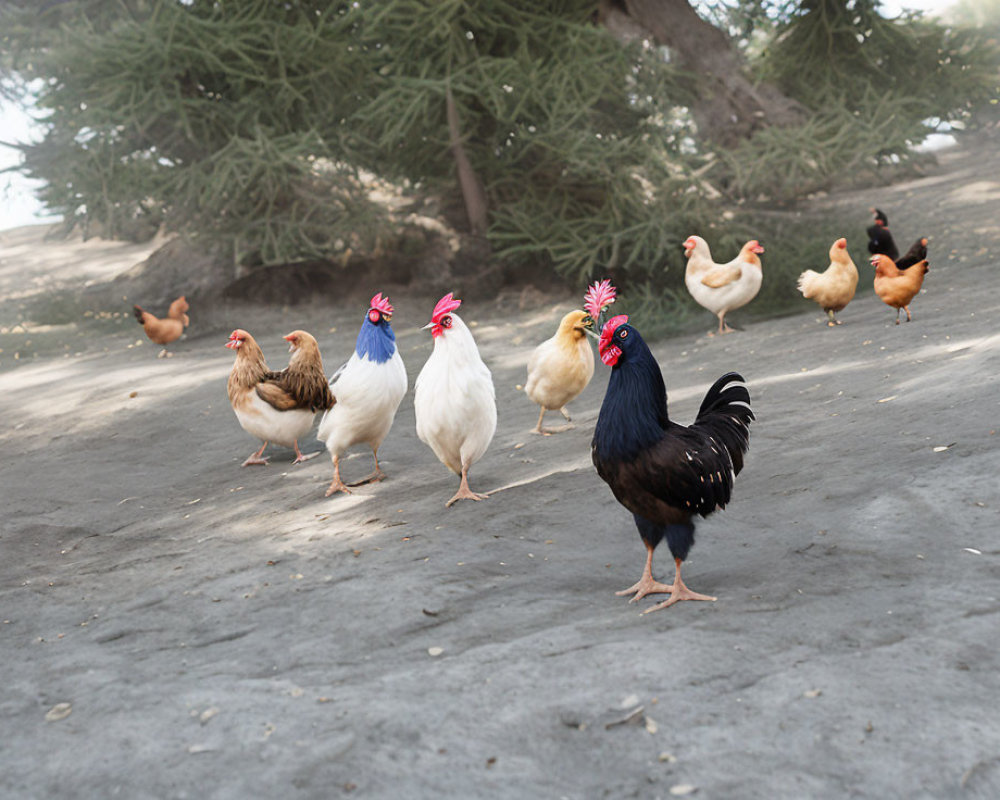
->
[0, 0, 961, 232]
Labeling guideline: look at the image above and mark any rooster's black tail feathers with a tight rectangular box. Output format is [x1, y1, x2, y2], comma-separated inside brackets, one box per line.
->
[694, 372, 755, 477]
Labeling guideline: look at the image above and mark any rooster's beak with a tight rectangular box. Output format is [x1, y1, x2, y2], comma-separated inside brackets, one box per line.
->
[421, 322, 435, 330]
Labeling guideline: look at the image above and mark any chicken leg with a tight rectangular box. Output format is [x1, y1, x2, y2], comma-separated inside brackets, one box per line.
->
[446, 463, 488, 507]
[242, 442, 270, 466]
[616, 542, 673, 602]
[292, 440, 320, 464]
[641, 558, 717, 614]
[532, 406, 574, 436]
[348, 448, 386, 487]
[826, 310, 842, 326]
[713, 312, 734, 336]
[324, 454, 353, 496]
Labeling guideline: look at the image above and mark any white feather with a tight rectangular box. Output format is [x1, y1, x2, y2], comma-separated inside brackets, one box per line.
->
[317, 350, 407, 457]
[234, 392, 316, 448]
[414, 312, 496, 475]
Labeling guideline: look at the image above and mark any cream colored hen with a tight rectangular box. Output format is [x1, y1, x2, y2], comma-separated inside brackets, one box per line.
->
[525, 310, 595, 434]
[797, 237, 859, 326]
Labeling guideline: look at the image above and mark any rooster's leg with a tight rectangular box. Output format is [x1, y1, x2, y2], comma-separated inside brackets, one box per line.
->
[895, 308, 902, 325]
[348, 448, 386, 486]
[445, 464, 488, 507]
[616, 542, 673, 602]
[324, 454, 352, 496]
[904, 305, 912, 322]
[559, 406, 572, 422]
[531, 406, 547, 435]
[641, 558, 717, 614]
[826, 310, 841, 326]
[291, 441, 320, 464]
[241, 442, 270, 467]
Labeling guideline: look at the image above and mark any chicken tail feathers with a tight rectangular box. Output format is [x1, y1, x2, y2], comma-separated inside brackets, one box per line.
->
[133, 305, 146, 324]
[796, 270, 818, 298]
[694, 372, 754, 476]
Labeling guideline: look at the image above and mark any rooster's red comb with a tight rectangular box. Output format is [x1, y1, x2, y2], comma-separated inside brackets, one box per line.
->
[599, 314, 628, 345]
[584, 279, 617, 318]
[370, 292, 393, 315]
[431, 292, 462, 324]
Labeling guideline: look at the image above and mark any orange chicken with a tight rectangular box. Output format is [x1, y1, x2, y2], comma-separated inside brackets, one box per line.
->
[133, 295, 189, 349]
[872, 254, 929, 324]
[797, 238, 859, 326]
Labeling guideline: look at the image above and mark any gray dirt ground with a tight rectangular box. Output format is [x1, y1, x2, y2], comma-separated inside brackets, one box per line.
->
[2, 142, 999, 799]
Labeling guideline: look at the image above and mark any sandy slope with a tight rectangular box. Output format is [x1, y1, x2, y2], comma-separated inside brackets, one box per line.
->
[2, 143, 999, 799]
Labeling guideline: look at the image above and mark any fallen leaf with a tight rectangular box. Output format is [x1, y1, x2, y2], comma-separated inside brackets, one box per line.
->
[670, 784, 697, 796]
[45, 702, 72, 722]
[804, 689, 822, 698]
[428, 647, 444, 657]
[199, 707, 219, 724]
[659, 752, 677, 763]
[645, 716, 658, 734]
[963, 548, 982, 555]
[933, 444, 955, 452]
[877, 396, 896, 403]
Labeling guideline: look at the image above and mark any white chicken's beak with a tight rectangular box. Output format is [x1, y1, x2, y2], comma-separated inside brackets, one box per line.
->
[421, 322, 435, 330]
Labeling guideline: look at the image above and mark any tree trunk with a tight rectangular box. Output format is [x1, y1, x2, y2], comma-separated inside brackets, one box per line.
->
[445, 85, 490, 237]
[599, 0, 806, 147]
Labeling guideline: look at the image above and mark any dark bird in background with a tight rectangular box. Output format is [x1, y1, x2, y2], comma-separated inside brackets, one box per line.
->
[894, 236, 929, 271]
[867, 208, 899, 262]
[592, 315, 754, 613]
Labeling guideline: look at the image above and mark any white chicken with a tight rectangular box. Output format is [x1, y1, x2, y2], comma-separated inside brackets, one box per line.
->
[683, 236, 764, 335]
[414, 293, 497, 507]
[318, 293, 408, 496]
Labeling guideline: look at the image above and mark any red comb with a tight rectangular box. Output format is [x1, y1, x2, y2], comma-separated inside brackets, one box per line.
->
[430, 292, 462, 324]
[599, 315, 628, 347]
[584, 279, 617, 318]
[370, 292, 393, 315]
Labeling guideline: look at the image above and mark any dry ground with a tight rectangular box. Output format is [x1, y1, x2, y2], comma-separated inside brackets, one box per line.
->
[1, 142, 999, 799]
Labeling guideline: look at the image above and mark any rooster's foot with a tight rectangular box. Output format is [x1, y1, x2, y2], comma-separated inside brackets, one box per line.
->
[292, 451, 321, 464]
[348, 468, 386, 487]
[558, 407, 572, 422]
[616, 577, 674, 603]
[241, 455, 270, 467]
[324, 478, 353, 497]
[445, 486, 488, 507]
[641, 584, 717, 614]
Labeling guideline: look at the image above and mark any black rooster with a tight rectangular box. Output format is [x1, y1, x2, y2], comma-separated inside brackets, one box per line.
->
[592, 315, 754, 613]
[895, 236, 929, 271]
[867, 208, 899, 262]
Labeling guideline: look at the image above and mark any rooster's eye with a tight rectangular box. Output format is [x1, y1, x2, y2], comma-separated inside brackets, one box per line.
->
[619, 329, 628, 339]
[441, 316, 452, 328]
[369, 310, 380, 323]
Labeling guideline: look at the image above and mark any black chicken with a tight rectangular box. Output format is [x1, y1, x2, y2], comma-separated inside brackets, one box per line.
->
[592, 315, 754, 613]
[867, 208, 899, 262]
[895, 236, 929, 271]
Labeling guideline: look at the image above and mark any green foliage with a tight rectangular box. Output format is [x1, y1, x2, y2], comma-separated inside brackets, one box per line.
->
[714, 0, 1000, 202]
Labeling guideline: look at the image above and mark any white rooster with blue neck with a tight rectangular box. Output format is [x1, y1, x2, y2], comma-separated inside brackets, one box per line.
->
[318, 293, 407, 496]
[414, 293, 497, 507]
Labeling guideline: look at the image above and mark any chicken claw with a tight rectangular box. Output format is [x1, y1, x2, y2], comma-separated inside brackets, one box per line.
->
[641, 562, 716, 614]
[445, 466, 488, 507]
[324, 479, 352, 497]
[241, 442, 270, 467]
[324, 455, 352, 496]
